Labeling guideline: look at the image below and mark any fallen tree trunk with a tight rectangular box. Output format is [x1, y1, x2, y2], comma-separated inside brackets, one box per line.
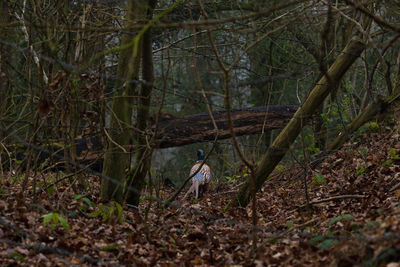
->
[153, 105, 299, 148]
[1, 105, 299, 172]
[235, 36, 366, 207]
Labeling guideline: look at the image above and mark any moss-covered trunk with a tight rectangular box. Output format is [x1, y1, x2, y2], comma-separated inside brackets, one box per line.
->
[236, 37, 366, 207]
[100, 1, 145, 202]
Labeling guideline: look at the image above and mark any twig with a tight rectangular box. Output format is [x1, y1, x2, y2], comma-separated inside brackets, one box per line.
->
[299, 194, 365, 208]
[103, 127, 128, 153]
[324, 0, 392, 94]
[265, 218, 319, 239]
[15, 0, 48, 85]
[293, 218, 319, 229]
[218, 190, 238, 195]
[390, 182, 400, 192]
[231, 181, 245, 190]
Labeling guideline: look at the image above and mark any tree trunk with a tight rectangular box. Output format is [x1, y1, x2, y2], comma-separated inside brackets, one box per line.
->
[125, 0, 157, 205]
[236, 36, 366, 207]
[154, 105, 298, 148]
[100, 1, 145, 202]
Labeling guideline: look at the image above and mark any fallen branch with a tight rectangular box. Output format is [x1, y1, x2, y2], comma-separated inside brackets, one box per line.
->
[299, 194, 366, 208]
[390, 182, 400, 192]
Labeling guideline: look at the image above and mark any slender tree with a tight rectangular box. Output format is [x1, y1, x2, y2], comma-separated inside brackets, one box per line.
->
[125, 0, 157, 205]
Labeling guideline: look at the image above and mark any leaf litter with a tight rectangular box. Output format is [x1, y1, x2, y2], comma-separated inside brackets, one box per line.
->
[1, 129, 400, 265]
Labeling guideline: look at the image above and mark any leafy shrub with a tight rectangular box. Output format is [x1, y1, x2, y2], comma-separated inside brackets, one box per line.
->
[42, 211, 70, 231]
[89, 201, 123, 224]
[311, 173, 326, 185]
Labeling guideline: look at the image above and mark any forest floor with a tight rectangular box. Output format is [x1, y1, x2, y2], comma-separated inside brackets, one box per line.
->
[1, 127, 400, 266]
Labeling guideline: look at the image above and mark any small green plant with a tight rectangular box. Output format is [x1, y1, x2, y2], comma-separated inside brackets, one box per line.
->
[12, 156, 23, 165]
[311, 173, 326, 185]
[373, 208, 385, 214]
[89, 201, 123, 224]
[303, 134, 321, 154]
[359, 147, 369, 156]
[382, 159, 392, 167]
[355, 166, 366, 177]
[10, 251, 25, 263]
[275, 165, 285, 172]
[365, 221, 380, 230]
[11, 173, 21, 184]
[310, 232, 339, 250]
[317, 238, 339, 250]
[73, 194, 94, 212]
[100, 244, 119, 252]
[224, 200, 233, 211]
[389, 148, 400, 159]
[311, 232, 339, 250]
[223, 175, 235, 182]
[381, 148, 400, 168]
[363, 122, 380, 133]
[328, 214, 354, 227]
[307, 145, 321, 154]
[38, 181, 54, 195]
[268, 237, 280, 244]
[223, 174, 241, 183]
[310, 214, 354, 250]
[38, 157, 50, 170]
[320, 111, 332, 125]
[42, 211, 70, 231]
